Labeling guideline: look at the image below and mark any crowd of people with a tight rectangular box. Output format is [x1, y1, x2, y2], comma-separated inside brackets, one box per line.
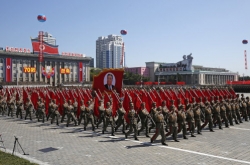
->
[0, 86, 247, 146]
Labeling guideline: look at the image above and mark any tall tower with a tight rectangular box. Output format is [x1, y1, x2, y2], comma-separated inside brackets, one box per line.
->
[35, 32, 56, 46]
[96, 35, 124, 69]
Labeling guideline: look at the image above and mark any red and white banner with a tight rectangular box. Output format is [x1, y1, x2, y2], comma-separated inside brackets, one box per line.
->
[5, 58, 12, 82]
[92, 68, 124, 94]
[79, 62, 83, 82]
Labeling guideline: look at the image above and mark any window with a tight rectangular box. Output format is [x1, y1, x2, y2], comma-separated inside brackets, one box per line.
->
[20, 67, 22, 70]
[13, 59, 16, 64]
[20, 74, 23, 78]
[0, 73, 2, 78]
[0, 66, 3, 70]
[13, 73, 16, 77]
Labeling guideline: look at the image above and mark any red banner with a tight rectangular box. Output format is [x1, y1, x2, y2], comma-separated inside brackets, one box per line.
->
[92, 68, 124, 94]
[5, 58, 12, 82]
[39, 31, 44, 62]
[79, 62, 83, 82]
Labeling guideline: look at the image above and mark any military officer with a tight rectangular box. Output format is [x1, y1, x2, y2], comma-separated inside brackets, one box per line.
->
[240, 97, 248, 121]
[149, 102, 157, 133]
[83, 100, 95, 131]
[73, 98, 78, 119]
[8, 96, 16, 117]
[212, 99, 223, 129]
[16, 97, 24, 119]
[24, 98, 33, 120]
[231, 99, 239, 124]
[186, 99, 196, 137]
[37, 98, 46, 123]
[235, 98, 243, 123]
[151, 106, 167, 145]
[125, 103, 139, 140]
[46, 99, 53, 121]
[78, 100, 85, 125]
[161, 100, 170, 132]
[177, 105, 188, 139]
[138, 102, 150, 137]
[201, 99, 214, 132]
[66, 100, 78, 127]
[220, 99, 229, 128]
[193, 101, 202, 134]
[225, 97, 234, 126]
[61, 99, 68, 123]
[103, 102, 114, 136]
[96, 100, 106, 129]
[51, 99, 60, 125]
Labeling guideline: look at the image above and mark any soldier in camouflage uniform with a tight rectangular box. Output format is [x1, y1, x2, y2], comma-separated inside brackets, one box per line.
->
[199, 97, 205, 122]
[177, 105, 188, 139]
[16, 97, 23, 119]
[125, 103, 139, 140]
[96, 100, 106, 129]
[246, 97, 250, 120]
[0, 95, 7, 116]
[78, 100, 85, 125]
[193, 101, 202, 134]
[231, 99, 239, 124]
[37, 98, 46, 123]
[151, 106, 167, 145]
[212, 99, 223, 129]
[161, 100, 170, 132]
[73, 98, 78, 119]
[225, 97, 234, 126]
[51, 99, 60, 125]
[149, 102, 157, 133]
[201, 98, 214, 132]
[235, 98, 243, 123]
[220, 99, 229, 128]
[103, 102, 114, 135]
[46, 99, 53, 121]
[66, 100, 78, 127]
[83, 100, 95, 131]
[8, 96, 16, 117]
[177, 98, 183, 110]
[115, 102, 126, 133]
[240, 97, 248, 121]
[25, 98, 33, 120]
[138, 102, 150, 137]
[165, 100, 179, 142]
[61, 99, 68, 123]
[186, 99, 196, 137]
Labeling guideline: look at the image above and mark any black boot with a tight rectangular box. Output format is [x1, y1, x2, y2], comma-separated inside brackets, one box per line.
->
[162, 142, 168, 145]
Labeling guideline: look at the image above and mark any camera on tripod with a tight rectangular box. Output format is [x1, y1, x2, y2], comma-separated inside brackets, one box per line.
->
[12, 136, 29, 155]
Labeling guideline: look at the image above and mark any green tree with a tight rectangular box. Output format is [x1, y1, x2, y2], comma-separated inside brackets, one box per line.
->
[123, 71, 150, 85]
[90, 68, 102, 81]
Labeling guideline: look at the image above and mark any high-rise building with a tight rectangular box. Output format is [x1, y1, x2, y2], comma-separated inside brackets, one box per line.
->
[90, 57, 94, 67]
[34, 32, 56, 46]
[96, 35, 124, 69]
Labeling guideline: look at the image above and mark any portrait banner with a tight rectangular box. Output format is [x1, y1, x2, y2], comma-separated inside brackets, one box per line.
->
[92, 68, 124, 94]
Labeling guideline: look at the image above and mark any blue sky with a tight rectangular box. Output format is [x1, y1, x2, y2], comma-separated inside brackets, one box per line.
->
[0, 0, 249, 76]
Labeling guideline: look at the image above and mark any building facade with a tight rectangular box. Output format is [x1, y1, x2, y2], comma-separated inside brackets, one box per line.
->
[0, 50, 91, 86]
[146, 54, 239, 85]
[34, 32, 56, 46]
[125, 67, 150, 77]
[96, 35, 124, 69]
[90, 57, 94, 67]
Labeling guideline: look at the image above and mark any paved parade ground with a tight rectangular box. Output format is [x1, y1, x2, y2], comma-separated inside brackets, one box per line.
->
[0, 115, 250, 165]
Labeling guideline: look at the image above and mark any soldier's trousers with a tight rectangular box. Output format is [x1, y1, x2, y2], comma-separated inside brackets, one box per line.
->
[226, 111, 233, 125]
[97, 116, 106, 129]
[178, 122, 187, 138]
[25, 110, 32, 120]
[231, 111, 239, 124]
[151, 123, 166, 143]
[51, 112, 60, 125]
[235, 110, 242, 123]
[37, 110, 46, 123]
[47, 110, 52, 121]
[8, 108, 14, 117]
[125, 123, 138, 139]
[103, 118, 114, 134]
[213, 114, 222, 127]
[241, 110, 248, 121]
[1, 106, 7, 116]
[61, 111, 67, 123]
[16, 108, 23, 119]
[84, 116, 95, 130]
[78, 113, 85, 125]
[115, 117, 126, 133]
[187, 121, 195, 135]
[195, 119, 201, 133]
[201, 118, 213, 130]
[221, 113, 229, 127]
[165, 125, 177, 140]
[138, 117, 149, 136]
[67, 113, 77, 126]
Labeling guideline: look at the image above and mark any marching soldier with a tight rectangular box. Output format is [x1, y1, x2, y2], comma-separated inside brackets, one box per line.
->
[47, 99, 53, 121]
[212, 99, 223, 129]
[83, 100, 95, 131]
[201, 99, 214, 132]
[96, 100, 106, 129]
[125, 103, 139, 140]
[151, 106, 167, 145]
[177, 98, 183, 110]
[149, 102, 157, 133]
[51, 99, 60, 125]
[220, 99, 229, 128]
[66, 100, 78, 127]
[16, 97, 24, 119]
[115, 102, 126, 133]
[246, 97, 250, 120]
[177, 105, 188, 139]
[37, 98, 46, 123]
[73, 98, 78, 119]
[240, 97, 248, 121]
[235, 98, 243, 123]
[225, 98, 234, 126]
[231, 99, 239, 124]
[1, 95, 7, 116]
[103, 102, 114, 136]
[138, 102, 150, 137]
[165, 100, 179, 142]
[186, 99, 196, 137]
[25, 98, 33, 120]
[199, 98, 205, 122]
[161, 100, 170, 132]
[61, 99, 68, 123]
[78, 100, 85, 125]
[8, 96, 16, 117]
[193, 101, 202, 134]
